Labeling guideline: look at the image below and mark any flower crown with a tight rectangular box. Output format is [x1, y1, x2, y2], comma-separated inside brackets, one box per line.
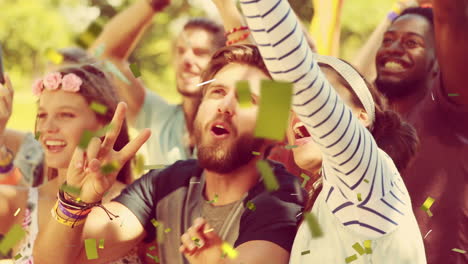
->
[32, 72, 83, 96]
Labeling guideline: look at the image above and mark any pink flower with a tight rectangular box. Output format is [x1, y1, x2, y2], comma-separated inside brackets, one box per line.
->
[32, 79, 44, 96]
[43, 72, 62, 90]
[61, 73, 82, 93]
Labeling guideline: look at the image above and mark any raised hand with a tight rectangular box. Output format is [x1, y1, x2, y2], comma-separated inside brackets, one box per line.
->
[0, 73, 13, 138]
[179, 218, 225, 264]
[66, 102, 151, 203]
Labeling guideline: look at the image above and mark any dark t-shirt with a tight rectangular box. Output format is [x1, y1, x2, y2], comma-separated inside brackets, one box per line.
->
[113, 159, 306, 264]
[401, 78, 468, 264]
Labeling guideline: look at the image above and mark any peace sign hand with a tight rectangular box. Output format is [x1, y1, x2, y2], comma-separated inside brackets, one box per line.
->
[66, 102, 151, 203]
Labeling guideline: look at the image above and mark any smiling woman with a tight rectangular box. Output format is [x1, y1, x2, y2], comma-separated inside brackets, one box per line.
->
[0, 64, 143, 264]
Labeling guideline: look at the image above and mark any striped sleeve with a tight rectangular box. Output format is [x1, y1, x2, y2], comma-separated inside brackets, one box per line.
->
[240, 0, 412, 238]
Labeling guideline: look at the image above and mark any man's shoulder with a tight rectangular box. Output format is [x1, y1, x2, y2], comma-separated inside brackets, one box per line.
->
[247, 160, 306, 208]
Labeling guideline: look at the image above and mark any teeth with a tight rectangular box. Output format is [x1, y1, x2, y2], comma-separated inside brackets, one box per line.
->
[294, 127, 305, 138]
[45, 140, 66, 146]
[293, 122, 305, 131]
[384, 61, 404, 70]
[215, 125, 225, 129]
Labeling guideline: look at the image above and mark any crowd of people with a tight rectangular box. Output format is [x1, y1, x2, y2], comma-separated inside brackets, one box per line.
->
[0, 0, 466, 263]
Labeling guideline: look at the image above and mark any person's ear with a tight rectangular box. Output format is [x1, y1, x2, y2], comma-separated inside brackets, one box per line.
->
[357, 109, 371, 129]
[429, 55, 439, 78]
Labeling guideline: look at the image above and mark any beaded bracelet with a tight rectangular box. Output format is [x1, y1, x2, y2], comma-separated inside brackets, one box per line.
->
[224, 26, 249, 37]
[226, 32, 251, 46]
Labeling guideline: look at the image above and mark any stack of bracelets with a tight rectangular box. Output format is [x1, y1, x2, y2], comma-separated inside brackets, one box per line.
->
[0, 145, 14, 174]
[52, 185, 118, 228]
[225, 26, 250, 46]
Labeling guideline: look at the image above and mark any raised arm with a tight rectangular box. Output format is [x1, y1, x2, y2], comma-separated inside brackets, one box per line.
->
[88, 0, 169, 125]
[240, 0, 408, 237]
[34, 104, 151, 264]
[433, 0, 468, 105]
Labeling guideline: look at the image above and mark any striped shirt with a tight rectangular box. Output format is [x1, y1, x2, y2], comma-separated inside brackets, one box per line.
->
[239, 0, 418, 239]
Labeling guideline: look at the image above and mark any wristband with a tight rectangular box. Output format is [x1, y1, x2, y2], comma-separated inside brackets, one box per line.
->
[0, 146, 13, 166]
[0, 162, 13, 173]
[58, 202, 90, 220]
[226, 32, 251, 46]
[51, 202, 86, 228]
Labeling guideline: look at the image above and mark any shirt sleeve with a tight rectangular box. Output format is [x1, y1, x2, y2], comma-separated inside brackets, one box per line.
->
[240, 0, 410, 238]
[134, 90, 174, 131]
[235, 190, 303, 252]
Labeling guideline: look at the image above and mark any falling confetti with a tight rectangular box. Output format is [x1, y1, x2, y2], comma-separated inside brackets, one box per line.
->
[257, 160, 279, 192]
[452, 248, 466, 254]
[14, 253, 22, 260]
[254, 80, 292, 141]
[98, 239, 104, 249]
[94, 44, 106, 58]
[143, 164, 167, 170]
[357, 193, 362, 202]
[300, 173, 310, 188]
[164, 228, 171, 233]
[363, 240, 372, 254]
[246, 201, 256, 211]
[60, 183, 82, 196]
[301, 250, 310, 255]
[192, 237, 201, 247]
[421, 196, 435, 217]
[304, 212, 323, 238]
[448, 93, 459, 97]
[146, 253, 160, 263]
[13, 208, 21, 217]
[284, 145, 298, 149]
[100, 161, 120, 174]
[196, 79, 216, 87]
[236, 80, 253, 108]
[90, 101, 108, 115]
[0, 224, 26, 255]
[129, 63, 141, 78]
[45, 48, 64, 64]
[207, 194, 219, 204]
[221, 242, 238, 259]
[352, 242, 365, 255]
[84, 238, 98, 260]
[345, 254, 358, 263]
[252, 151, 261, 156]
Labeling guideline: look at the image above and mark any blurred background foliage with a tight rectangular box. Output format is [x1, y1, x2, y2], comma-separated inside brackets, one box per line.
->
[1, 0, 394, 131]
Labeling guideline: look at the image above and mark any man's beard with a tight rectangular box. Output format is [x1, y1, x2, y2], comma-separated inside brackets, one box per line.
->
[375, 76, 424, 101]
[194, 122, 266, 174]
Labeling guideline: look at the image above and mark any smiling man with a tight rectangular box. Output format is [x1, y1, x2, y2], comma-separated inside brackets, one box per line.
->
[89, 0, 226, 165]
[34, 45, 306, 264]
[374, 3, 468, 264]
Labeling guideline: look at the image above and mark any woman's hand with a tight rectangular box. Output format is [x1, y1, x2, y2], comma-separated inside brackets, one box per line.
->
[66, 102, 151, 203]
[0, 73, 13, 141]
